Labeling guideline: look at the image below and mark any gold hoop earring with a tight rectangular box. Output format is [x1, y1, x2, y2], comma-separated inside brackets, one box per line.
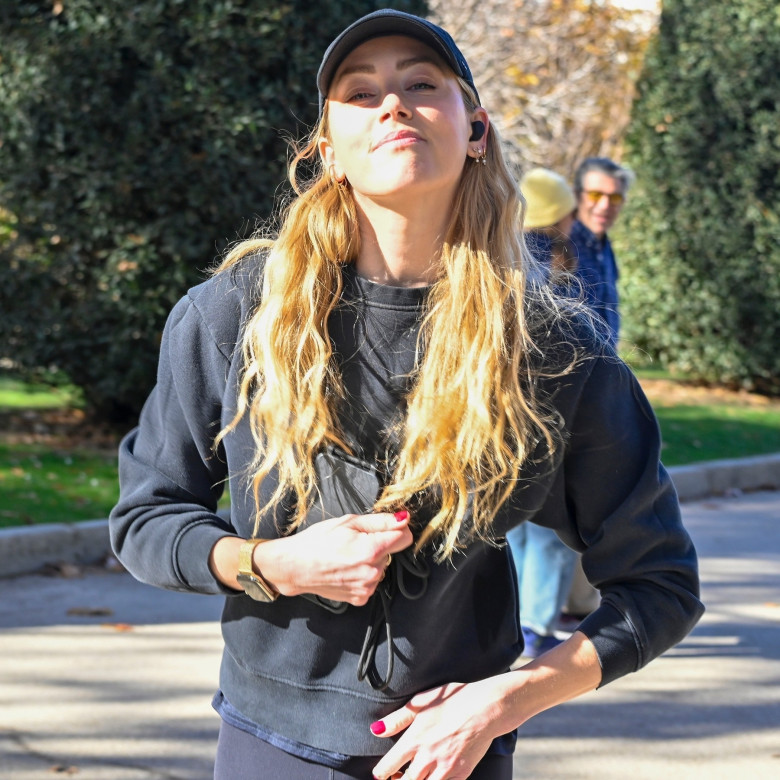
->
[472, 147, 487, 165]
[326, 161, 345, 183]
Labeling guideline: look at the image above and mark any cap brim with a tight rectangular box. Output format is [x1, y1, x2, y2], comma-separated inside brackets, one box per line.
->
[317, 15, 468, 102]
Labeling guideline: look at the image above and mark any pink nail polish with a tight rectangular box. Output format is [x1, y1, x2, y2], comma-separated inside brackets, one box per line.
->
[394, 510, 409, 522]
[370, 720, 386, 735]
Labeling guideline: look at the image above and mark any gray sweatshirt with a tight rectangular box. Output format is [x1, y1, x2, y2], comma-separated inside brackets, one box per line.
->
[110, 256, 703, 758]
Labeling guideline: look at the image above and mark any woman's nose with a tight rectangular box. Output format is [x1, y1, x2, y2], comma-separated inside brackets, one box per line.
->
[380, 90, 412, 120]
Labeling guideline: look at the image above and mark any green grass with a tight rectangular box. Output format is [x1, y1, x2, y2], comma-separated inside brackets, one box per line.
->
[1, 375, 779, 528]
[628, 364, 780, 465]
[0, 376, 84, 410]
[0, 374, 115, 527]
[0, 441, 118, 528]
[654, 404, 780, 467]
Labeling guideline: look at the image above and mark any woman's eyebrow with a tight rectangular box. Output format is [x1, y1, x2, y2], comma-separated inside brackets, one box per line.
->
[335, 55, 442, 82]
[396, 55, 441, 71]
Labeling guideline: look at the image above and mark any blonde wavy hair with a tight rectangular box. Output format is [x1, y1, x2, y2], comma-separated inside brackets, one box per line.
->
[216, 80, 576, 560]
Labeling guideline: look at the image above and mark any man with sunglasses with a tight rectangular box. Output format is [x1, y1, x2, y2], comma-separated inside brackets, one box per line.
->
[560, 157, 636, 629]
[570, 157, 634, 347]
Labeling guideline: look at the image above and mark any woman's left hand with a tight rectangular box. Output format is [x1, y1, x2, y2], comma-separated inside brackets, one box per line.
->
[369, 678, 511, 780]
[370, 632, 602, 779]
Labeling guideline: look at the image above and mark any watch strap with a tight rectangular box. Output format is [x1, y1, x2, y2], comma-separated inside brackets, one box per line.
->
[237, 539, 278, 600]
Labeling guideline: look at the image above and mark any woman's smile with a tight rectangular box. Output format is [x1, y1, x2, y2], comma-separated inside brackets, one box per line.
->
[371, 128, 424, 151]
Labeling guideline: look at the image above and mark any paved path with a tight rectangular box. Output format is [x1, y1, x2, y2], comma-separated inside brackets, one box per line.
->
[1, 491, 778, 779]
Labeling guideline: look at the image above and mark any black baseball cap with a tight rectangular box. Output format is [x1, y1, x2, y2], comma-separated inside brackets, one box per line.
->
[317, 9, 480, 111]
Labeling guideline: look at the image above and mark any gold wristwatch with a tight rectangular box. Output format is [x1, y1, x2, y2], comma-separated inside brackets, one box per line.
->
[236, 539, 279, 602]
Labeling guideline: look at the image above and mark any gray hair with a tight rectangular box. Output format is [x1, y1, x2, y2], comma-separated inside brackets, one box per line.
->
[573, 157, 635, 195]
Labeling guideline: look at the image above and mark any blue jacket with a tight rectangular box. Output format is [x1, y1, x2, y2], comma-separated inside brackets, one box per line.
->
[570, 219, 620, 345]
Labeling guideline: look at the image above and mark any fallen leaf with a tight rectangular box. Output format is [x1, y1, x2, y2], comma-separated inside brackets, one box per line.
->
[43, 562, 84, 579]
[67, 607, 114, 617]
[103, 554, 126, 573]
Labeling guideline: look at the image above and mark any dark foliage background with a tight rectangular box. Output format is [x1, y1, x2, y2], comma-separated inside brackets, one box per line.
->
[615, 0, 780, 395]
[0, 0, 426, 420]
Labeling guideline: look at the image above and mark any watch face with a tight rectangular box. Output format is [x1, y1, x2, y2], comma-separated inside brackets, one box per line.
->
[236, 573, 276, 602]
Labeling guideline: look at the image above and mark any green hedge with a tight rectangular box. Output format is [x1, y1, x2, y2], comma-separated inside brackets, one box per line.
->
[616, 0, 780, 395]
[0, 0, 425, 420]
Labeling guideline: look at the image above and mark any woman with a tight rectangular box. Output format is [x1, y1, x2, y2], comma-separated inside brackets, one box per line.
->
[110, 10, 703, 780]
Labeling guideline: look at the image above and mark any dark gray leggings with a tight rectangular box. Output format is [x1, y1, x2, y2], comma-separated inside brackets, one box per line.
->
[214, 719, 513, 780]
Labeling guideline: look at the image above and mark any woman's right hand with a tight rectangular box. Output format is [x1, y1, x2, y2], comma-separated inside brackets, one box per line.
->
[210, 511, 414, 606]
[266, 510, 414, 605]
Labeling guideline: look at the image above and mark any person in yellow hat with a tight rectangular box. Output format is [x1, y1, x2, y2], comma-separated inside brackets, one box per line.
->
[520, 167, 578, 275]
[507, 168, 580, 660]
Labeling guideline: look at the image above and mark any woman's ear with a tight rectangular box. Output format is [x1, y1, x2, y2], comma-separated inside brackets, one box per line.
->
[467, 108, 490, 162]
[318, 137, 345, 183]
[468, 108, 489, 142]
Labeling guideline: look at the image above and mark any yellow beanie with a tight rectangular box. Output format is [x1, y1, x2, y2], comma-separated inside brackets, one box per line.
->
[520, 168, 577, 230]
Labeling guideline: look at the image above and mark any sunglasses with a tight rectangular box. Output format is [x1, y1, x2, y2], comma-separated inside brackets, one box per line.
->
[583, 190, 625, 206]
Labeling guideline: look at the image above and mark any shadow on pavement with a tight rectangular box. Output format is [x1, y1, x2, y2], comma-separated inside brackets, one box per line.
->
[0, 569, 223, 629]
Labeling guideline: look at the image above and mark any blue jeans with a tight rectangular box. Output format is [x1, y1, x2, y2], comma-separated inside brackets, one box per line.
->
[506, 523, 577, 636]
